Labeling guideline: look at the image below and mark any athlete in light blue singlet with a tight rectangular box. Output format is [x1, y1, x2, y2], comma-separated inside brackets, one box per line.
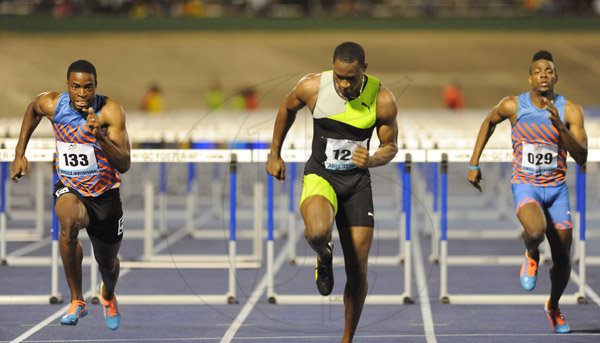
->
[468, 50, 587, 334]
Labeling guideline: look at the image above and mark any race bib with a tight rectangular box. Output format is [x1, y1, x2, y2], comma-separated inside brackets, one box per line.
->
[521, 142, 558, 175]
[324, 138, 367, 171]
[56, 141, 99, 177]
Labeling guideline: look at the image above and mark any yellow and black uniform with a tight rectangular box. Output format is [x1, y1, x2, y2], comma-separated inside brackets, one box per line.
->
[301, 70, 379, 228]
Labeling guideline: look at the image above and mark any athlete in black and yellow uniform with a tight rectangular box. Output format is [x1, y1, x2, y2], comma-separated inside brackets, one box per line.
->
[267, 42, 398, 343]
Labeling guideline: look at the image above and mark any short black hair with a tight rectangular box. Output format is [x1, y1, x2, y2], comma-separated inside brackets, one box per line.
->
[67, 59, 97, 81]
[532, 50, 553, 62]
[333, 42, 365, 65]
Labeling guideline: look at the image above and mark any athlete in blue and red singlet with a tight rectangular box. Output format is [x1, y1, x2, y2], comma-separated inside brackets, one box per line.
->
[11, 60, 131, 331]
[468, 50, 588, 334]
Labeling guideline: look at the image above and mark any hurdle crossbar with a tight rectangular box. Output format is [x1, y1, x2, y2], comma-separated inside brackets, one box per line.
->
[435, 151, 586, 305]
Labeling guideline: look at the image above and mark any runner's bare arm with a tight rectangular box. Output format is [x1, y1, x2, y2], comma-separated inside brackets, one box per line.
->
[12, 92, 58, 181]
[545, 99, 587, 166]
[88, 99, 131, 174]
[467, 96, 517, 191]
[267, 73, 319, 181]
[361, 86, 398, 168]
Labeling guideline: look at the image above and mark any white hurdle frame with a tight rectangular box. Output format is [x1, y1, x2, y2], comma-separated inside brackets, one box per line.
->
[262, 150, 424, 305]
[0, 152, 62, 304]
[425, 160, 553, 264]
[104, 150, 257, 305]
[0, 149, 259, 305]
[0, 139, 52, 243]
[128, 150, 262, 268]
[573, 152, 600, 266]
[434, 150, 587, 305]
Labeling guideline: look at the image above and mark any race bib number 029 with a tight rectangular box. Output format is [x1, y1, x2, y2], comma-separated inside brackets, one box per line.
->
[324, 138, 367, 171]
[521, 142, 558, 175]
[56, 141, 99, 177]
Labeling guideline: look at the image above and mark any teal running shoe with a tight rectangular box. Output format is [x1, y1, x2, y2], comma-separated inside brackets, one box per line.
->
[520, 251, 538, 291]
[60, 300, 88, 326]
[100, 283, 121, 331]
[544, 299, 570, 334]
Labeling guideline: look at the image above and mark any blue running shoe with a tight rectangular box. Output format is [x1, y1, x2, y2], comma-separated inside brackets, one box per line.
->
[544, 300, 570, 333]
[520, 251, 538, 291]
[100, 284, 121, 331]
[60, 300, 88, 326]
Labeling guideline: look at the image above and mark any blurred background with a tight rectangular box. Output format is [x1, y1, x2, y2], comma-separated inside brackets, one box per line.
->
[1, 0, 598, 19]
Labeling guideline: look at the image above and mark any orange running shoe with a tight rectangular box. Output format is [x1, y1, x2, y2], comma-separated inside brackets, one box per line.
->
[544, 299, 570, 333]
[60, 300, 88, 326]
[100, 283, 121, 331]
[519, 250, 538, 291]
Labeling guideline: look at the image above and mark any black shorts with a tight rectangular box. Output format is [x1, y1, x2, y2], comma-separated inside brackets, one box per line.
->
[303, 159, 374, 228]
[54, 181, 124, 244]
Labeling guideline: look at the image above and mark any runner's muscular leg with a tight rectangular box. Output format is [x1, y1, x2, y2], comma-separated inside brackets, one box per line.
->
[517, 202, 547, 261]
[545, 225, 572, 309]
[301, 195, 335, 258]
[338, 225, 373, 343]
[90, 236, 121, 300]
[56, 194, 90, 301]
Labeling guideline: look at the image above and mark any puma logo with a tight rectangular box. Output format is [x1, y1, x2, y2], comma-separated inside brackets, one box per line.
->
[117, 217, 124, 236]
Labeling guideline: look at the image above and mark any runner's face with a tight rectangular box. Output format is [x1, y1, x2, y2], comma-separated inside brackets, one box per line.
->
[332, 59, 365, 100]
[528, 59, 557, 94]
[67, 72, 96, 113]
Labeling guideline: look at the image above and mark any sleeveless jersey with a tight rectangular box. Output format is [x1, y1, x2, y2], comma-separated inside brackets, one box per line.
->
[53, 93, 121, 197]
[306, 70, 379, 175]
[511, 92, 567, 186]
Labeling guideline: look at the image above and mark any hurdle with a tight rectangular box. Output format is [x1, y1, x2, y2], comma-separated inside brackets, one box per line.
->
[96, 150, 263, 305]
[0, 159, 62, 305]
[0, 139, 53, 243]
[573, 157, 599, 266]
[425, 160, 529, 264]
[121, 149, 262, 268]
[436, 151, 586, 305]
[265, 149, 418, 305]
[0, 148, 264, 305]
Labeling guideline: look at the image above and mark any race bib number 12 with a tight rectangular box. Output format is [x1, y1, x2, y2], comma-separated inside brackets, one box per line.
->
[324, 138, 368, 171]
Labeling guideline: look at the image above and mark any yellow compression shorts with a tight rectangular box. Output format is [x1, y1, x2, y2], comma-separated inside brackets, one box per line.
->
[300, 174, 338, 214]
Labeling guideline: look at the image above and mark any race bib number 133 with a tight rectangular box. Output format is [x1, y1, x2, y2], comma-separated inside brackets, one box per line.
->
[56, 141, 99, 177]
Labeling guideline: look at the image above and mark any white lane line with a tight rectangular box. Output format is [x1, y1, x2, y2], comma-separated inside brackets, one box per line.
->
[220, 239, 290, 343]
[9, 267, 133, 343]
[412, 227, 437, 343]
[8, 210, 224, 342]
[16, 332, 600, 342]
[10, 290, 93, 343]
[7, 237, 51, 258]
